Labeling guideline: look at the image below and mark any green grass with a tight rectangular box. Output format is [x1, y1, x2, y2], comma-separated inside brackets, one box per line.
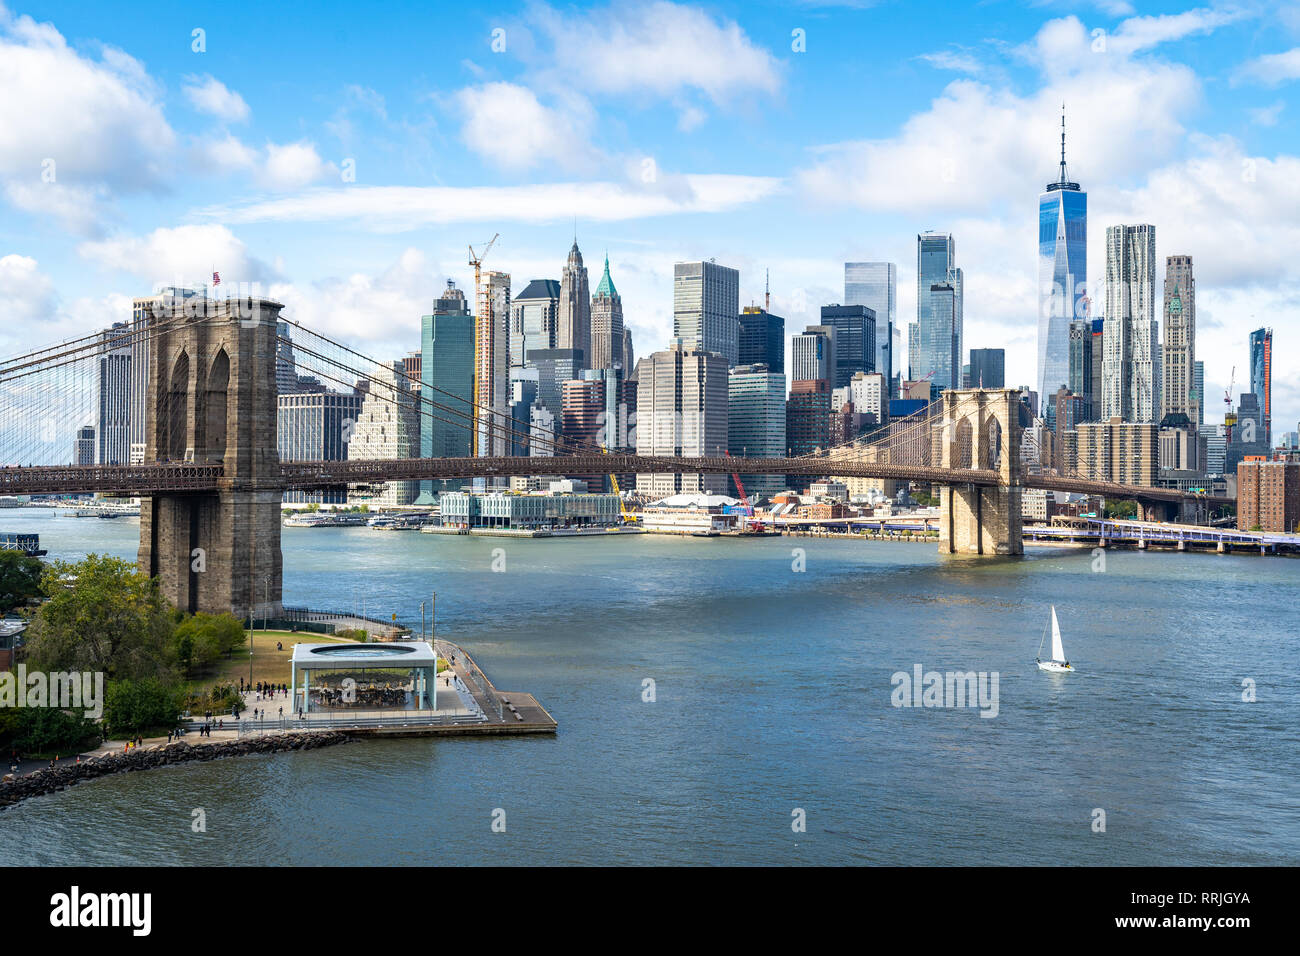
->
[192, 630, 358, 693]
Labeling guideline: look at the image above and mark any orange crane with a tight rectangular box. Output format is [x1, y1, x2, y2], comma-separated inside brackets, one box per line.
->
[726, 450, 758, 530]
[468, 233, 499, 457]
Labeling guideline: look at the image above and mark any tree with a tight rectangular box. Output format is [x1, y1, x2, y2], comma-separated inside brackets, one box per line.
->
[23, 554, 177, 683]
[103, 678, 182, 736]
[173, 613, 247, 674]
[0, 549, 44, 615]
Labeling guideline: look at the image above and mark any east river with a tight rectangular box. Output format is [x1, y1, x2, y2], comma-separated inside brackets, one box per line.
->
[1, 508, 1296, 865]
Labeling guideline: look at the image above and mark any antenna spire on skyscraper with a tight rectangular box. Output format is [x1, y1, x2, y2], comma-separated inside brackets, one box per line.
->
[1059, 102, 1068, 184]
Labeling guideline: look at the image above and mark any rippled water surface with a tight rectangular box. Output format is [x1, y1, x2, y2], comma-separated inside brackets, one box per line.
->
[1, 509, 1296, 865]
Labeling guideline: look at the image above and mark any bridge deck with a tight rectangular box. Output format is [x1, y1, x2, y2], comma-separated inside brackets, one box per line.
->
[0, 457, 1231, 506]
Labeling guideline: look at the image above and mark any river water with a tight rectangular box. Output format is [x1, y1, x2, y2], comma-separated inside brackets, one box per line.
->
[1, 509, 1296, 865]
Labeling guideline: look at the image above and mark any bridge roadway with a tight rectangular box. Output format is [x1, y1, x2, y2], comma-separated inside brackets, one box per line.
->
[0, 456, 1232, 506]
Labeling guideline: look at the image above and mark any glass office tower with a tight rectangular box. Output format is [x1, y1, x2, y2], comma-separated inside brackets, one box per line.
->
[1037, 113, 1087, 417]
[419, 281, 475, 500]
[916, 233, 962, 390]
[1249, 327, 1272, 445]
[844, 262, 896, 395]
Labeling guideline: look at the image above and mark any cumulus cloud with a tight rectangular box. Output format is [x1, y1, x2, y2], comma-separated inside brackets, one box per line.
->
[182, 74, 251, 122]
[455, 82, 597, 172]
[78, 224, 279, 289]
[448, 1, 782, 168]
[262, 141, 337, 189]
[267, 247, 433, 349]
[0, 254, 57, 326]
[0, 5, 175, 231]
[530, 0, 781, 104]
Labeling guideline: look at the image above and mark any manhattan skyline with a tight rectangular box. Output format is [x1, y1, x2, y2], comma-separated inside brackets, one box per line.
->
[1, 0, 1297, 434]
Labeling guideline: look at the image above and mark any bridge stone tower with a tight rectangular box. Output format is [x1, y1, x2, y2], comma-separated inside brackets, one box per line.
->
[138, 297, 285, 619]
[938, 388, 1023, 556]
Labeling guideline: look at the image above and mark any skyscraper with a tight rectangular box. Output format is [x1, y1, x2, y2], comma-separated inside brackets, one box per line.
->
[589, 255, 624, 371]
[622, 327, 635, 377]
[558, 241, 591, 371]
[786, 380, 831, 457]
[635, 343, 729, 497]
[526, 348, 584, 428]
[419, 281, 474, 500]
[1249, 327, 1272, 446]
[1067, 322, 1093, 420]
[347, 361, 420, 507]
[738, 307, 784, 372]
[818, 304, 876, 388]
[1193, 360, 1204, 426]
[1160, 256, 1196, 425]
[1102, 224, 1158, 423]
[673, 260, 740, 366]
[511, 279, 560, 367]
[844, 262, 896, 394]
[1037, 111, 1087, 408]
[728, 364, 787, 498]
[969, 348, 1006, 390]
[95, 322, 132, 466]
[907, 323, 920, 381]
[477, 270, 511, 457]
[279, 389, 365, 504]
[916, 232, 963, 390]
[792, 326, 834, 384]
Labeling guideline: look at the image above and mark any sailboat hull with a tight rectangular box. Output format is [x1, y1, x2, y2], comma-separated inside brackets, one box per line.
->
[1037, 661, 1073, 673]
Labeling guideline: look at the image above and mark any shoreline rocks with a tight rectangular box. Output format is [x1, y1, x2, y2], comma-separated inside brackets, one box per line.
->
[0, 732, 351, 810]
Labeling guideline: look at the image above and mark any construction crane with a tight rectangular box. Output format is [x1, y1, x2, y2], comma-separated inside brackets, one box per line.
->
[468, 233, 499, 457]
[725, 450, 758, 531]
[1224, 365, 1236, 441]
[603, 445, 638, 524]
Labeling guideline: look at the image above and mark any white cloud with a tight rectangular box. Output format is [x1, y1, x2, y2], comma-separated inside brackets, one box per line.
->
[78, 224, 279, 289]
[195, 174, 782, 230]
[0, 5, 174, 230]
[918, 50, 983, 74]
[1105, 6, 1247, 57]
[268, 248, 433, 349]
[531, 0, 782, 104]
[4, 180, 107, 235]
[182, 74, 250, 123]
[0, 254, 57, 326]
[1247, 100, 1285, 126]
[455, 82, 597, 172]
[262, 141, 336, 189]
[1233, 46, 1300, 87]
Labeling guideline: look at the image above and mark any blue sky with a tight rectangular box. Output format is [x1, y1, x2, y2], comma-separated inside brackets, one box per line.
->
[2, 0, 1298, 433]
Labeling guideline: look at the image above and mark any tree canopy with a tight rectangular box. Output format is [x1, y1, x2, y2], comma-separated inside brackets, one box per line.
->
[23, 553, 178, 683]
[0, 549, 44, 615]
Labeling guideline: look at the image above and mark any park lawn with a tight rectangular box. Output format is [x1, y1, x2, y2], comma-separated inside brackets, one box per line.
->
[192, 630, 359, 693]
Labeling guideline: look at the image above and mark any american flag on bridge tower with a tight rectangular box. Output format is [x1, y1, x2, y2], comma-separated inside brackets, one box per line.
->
[212, 270, 221, 286]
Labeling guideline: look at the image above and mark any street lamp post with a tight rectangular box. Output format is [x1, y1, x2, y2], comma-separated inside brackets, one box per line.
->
[420, 601, 426, 642]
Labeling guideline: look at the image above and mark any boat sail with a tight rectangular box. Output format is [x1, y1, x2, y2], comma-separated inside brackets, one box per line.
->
[1036, 606, 1073, 673]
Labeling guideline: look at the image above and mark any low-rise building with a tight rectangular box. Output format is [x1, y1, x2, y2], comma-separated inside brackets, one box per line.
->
[439, 491, 621, 529]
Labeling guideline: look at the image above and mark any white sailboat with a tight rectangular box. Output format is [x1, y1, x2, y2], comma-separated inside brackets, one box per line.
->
[1036, 606, 1073, 673]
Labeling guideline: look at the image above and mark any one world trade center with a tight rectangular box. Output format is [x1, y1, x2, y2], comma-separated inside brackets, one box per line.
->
[1037, 109, 1087, 425]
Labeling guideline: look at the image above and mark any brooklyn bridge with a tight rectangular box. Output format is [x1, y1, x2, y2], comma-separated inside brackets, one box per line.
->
[1, 296, 1231, 617]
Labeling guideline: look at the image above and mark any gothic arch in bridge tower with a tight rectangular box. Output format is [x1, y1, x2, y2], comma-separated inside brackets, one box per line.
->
[166, 350, 190, 461]
[955, 418, 974, 470]
[983, 416, 1003, 472]
[938, 388, 1023, 556]
[204, 348, 229, 462]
